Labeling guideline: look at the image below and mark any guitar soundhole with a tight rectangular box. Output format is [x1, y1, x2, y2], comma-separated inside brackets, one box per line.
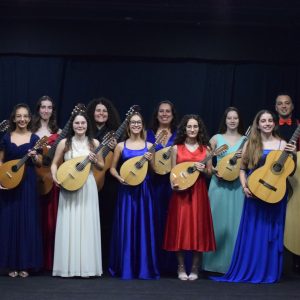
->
[229, 157, 237, 165]
[273, 163, 282, 173]
[42, 156, 51, 167]
[135, 162, 142, 169]
[11, 165, 18, 172]
[76, 163, 83, 172]
[187, 166, 195, 174]
[162, 153, 170, 160]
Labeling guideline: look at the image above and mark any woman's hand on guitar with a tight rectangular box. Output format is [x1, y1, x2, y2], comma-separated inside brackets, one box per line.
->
[88, 152, 98, 164]
[144, 152, 153, 161]
[118, 176, 127, 185]
[0, 184, 8, 190]
[195, 162, 206, 173]
[284, 142, 297, 154]
[108, 138, 117, 150]
[235, 149, 242, 158]
[243, 186, 252, 198]
[52, 175, 61, 187]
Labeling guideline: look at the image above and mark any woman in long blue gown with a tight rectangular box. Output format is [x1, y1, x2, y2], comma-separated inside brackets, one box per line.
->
[109, 112, 159, 279]
[0, 104, 43, 278]
[147, 100, 177, 274]
[212, 110, 297, 283]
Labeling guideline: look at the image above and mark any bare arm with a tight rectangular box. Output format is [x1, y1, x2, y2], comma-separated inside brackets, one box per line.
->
[239, 141, 252, 197]
[50, 139, 66, 185]
[110, 142, 125, 184]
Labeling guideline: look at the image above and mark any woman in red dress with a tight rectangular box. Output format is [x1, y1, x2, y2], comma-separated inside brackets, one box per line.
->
[32, 95, 61, 271]
[163, 114, 216, 281]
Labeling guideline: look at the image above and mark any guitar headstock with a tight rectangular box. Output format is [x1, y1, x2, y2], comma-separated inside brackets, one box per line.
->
[34, 136, 48, 150]
[0, 119, 9, 132]
[101, 131, 115, 145]
[125, 105, 140, 120]
[155, 129, 168, 145]
[72, 103, 86, 115]
[213, 144, 229, 156]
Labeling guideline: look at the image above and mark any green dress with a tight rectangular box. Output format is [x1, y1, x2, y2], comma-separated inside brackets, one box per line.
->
[202, 134, 244, 273]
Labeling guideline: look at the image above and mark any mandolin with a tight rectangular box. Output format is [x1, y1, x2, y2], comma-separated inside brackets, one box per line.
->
[0, 136, 48, 189]
[0, 119, 9, 132]
[35, 104, 86, 195]
[57, 132, 113, 191]
[247, 124, 300, 204]
[154, 146, 172, 175]
[170, 144, 228, 191]
[93, 105, 139, 190]
[284, 151, 300, 255]
[119, 130, 167, 186]
[217, 126, 251, 181]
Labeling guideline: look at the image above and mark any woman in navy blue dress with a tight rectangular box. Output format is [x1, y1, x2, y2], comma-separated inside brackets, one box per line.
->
[0, 103, 43, 278]
[147, 100, 177, 274]
[109, 112, 159, 279]
[212, 110, 296, 283]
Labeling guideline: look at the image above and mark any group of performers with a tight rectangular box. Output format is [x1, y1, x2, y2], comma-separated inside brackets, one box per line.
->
[0, 94, 298, 283]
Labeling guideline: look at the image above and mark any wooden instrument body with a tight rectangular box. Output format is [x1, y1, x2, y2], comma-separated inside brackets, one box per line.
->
[35, 164, 54, 195]
[247, 150, 295, 204]
[56, 156, 92, 191]
[284, 151, 300, 255]
[92, 150, 113, 190]
[217, 152, 241, 181]
[170, 161, 199, 191]
[0, 159, 26, 189]
[120, 156, 149, 186]
[154, 146, 172, 175]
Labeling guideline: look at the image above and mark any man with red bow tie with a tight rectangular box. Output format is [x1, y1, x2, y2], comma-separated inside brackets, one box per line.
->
[275, 94, 299, 148]
[275, 94, 300, 275]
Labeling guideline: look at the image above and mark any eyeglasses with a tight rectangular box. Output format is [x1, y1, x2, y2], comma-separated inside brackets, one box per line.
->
[130, 121, 142, 125]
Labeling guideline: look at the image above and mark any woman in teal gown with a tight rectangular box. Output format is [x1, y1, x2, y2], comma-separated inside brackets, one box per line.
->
[202, 107, 245, 274]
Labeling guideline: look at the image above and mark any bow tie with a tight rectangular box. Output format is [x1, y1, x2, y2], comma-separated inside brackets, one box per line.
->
[279, 118, 292, 126]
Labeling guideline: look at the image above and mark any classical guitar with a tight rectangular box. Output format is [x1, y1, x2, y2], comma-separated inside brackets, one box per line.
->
[154, 145, 172, 175]
[119, 130, 167, 186]
[0, 119, 9, 132]
[93, 105, 139, 190]
[217, 126, 251, 181]
[284, 151, 300, 255]
[35, 104, 86, 195]
[0, 136, 48, 189]
[247, 124, 300, 204]
[170, 144, 228, 191]
[57, 132, 113, 191]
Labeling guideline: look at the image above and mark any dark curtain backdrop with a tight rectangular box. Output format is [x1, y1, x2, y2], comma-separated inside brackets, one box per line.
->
[0, 55, 299, 135]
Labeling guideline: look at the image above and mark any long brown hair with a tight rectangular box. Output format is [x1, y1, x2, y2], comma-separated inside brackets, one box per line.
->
[243, 109, 280, 169]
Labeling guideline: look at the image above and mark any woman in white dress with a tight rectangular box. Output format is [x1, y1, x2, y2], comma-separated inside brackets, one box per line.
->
[51, 111, 104, 277]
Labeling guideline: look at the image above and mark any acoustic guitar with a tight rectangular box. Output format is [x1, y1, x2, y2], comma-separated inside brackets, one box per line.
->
[284, 151, 300, 255]
[170, 144, 228, 191]
[154, 146, 172, 175]
[0, 136, 48, 189]
[247, 124, 300, 204]
[0, 119, 9, 132]
[35, 104, 86, 195]
[216, 126, 251, 181]
[93, 105, 139, 190]
[119, 130, 167, 186]
[57, 132, 113, 191]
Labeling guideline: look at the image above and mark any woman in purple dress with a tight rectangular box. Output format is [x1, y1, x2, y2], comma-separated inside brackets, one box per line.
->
[0, 103, 43, 278]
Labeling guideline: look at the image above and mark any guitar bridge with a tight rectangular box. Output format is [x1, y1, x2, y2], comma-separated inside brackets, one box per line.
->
[258, 179, 277, 192]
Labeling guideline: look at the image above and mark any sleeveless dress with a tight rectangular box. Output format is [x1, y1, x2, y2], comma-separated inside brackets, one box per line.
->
[0, 133, 43, 270]
[163, 144, 216, 252]
[40, 133, 60, 270]
[147, 129, 177, 274]
[202, 134, 244, 273]
[212, 149, 287, 283]
[52, 137, 102, 277]
[109, 141, 159, 279]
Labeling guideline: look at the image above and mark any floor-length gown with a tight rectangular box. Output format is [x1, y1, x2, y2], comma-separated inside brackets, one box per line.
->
[202, 134, 244, 273]
[0, 133, 43, 271]
[109, 141, 159, 279]
[212, 149, 287, 283]
[147, 129, 177, 274]
[52, 137, 102, 277]
[40, 133, 59, 271]
[163, 145, 216, 252]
